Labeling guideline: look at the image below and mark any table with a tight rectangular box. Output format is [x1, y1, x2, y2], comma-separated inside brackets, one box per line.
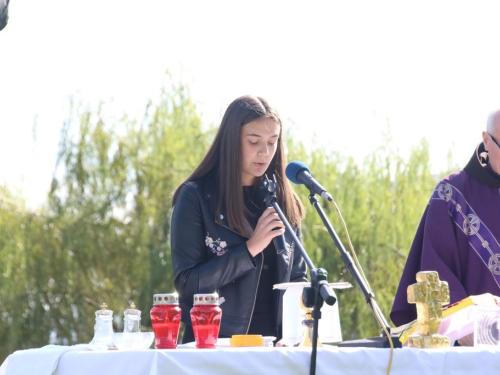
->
[2, 344, 500, 375]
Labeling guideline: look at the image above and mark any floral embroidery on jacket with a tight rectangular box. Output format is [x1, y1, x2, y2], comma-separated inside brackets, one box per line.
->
[205, 233, 228, 256]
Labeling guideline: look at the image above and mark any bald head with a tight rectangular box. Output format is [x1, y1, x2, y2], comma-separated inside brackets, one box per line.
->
[486, 110, 500, 134]
[483, 109, 500, 174]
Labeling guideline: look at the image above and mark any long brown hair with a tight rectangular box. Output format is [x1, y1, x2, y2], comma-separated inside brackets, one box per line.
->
[172, 95, 304, 237]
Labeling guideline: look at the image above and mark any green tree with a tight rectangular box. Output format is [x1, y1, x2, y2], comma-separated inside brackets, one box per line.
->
[0, 187, 38, 359]
[0, 78, 211, 361]
[287, 137, 438, 340]
[0, 82, 455, 365]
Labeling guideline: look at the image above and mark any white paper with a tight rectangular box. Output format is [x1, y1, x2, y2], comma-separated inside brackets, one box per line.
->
[281, 286, 342, 345]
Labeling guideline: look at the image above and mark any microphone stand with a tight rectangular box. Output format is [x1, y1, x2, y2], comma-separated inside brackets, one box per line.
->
[307, 193, 401, 348]
[261, 175, 337, 375]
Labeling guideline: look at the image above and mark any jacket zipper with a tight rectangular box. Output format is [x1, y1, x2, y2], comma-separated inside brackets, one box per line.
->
[284, 235, 294, 282]
[246, 252, 264, 334]
[215, 218, 265, 334]
[276, 235, 294, 332]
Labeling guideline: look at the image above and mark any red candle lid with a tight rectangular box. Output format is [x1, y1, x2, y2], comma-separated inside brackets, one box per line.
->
[193, 293, 220, 305]
[153, 293, 179, 305]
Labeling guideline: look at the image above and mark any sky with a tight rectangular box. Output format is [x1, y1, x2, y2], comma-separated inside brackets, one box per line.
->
[2, 1, 500, 209]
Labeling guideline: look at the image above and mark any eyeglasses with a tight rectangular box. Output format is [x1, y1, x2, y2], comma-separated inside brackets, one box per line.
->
[488, 133, 500, 150]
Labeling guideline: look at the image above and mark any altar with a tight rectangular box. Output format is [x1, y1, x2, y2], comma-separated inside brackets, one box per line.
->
[2, 344, 500, 375]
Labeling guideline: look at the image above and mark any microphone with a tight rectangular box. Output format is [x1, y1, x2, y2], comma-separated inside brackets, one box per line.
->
[285, 161, 333, 201]
[273, 232, 287, 255]
[258, 175, 288, 254]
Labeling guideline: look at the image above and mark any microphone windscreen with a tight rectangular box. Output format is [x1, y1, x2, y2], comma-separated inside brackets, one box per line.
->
[285, 161, 310, 185]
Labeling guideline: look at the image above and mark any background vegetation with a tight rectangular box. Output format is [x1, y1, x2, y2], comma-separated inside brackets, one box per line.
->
[0, 79, 456, 362]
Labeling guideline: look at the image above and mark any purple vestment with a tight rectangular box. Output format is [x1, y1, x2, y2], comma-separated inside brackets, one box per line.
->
[391, 143, 500, 327]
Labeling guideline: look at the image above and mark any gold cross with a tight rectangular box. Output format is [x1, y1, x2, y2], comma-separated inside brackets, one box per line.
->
[407, 271, 450, 348]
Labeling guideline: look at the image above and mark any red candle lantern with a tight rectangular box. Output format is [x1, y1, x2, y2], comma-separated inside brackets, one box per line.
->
[150, 293, 181, 349]
[190, 293, 222, 349]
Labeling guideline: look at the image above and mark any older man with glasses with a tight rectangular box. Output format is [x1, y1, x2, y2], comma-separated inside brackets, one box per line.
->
[484, 128, 500, 177]
[391, 109, 500, 345]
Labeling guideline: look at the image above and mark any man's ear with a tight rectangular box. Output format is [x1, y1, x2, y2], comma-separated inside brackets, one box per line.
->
[482, 131, 489, 152]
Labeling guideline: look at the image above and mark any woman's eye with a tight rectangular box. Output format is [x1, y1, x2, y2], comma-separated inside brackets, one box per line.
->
[268, 142, 276, 146]
[249, 141, 258, 145]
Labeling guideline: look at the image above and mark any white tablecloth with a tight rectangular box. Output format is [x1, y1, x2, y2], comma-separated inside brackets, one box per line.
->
[2, 344, 500, 375]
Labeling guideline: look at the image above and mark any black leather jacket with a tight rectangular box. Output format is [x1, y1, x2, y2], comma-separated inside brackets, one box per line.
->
[171, 179, 308, 337]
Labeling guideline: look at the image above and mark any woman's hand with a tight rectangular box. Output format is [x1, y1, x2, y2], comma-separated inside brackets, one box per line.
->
[246, 207, 285, 257]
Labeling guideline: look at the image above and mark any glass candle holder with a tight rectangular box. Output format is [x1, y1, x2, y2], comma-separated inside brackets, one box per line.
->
[89, 303, 115, 348]
[190, 293, 222, 349]
[150, 293, 182, 349]
[123, 302, 141, 333]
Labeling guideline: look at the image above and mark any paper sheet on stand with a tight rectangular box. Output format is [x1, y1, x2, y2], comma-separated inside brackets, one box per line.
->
[280, 285, 343, 345]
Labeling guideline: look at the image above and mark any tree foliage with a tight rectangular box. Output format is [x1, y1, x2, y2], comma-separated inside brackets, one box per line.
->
[286, 136, 438, 338]
[0, 78, 211, 361]
[0, 80, 447, 362]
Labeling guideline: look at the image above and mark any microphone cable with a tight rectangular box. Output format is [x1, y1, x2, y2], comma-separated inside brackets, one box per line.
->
[327, 197, 394, 375]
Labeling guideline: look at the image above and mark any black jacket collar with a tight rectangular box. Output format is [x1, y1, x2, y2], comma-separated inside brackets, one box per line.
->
[463, 143, 500, 188]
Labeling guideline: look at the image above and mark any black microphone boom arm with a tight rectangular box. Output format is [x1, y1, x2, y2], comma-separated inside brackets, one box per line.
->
[260, 174, 336, 375]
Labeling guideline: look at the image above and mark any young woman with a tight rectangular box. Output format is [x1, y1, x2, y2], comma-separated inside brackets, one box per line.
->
[170, 95, 307, 343]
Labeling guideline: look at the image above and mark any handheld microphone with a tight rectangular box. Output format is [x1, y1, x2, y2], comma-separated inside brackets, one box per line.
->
[258, 175, 288, 254]
[285, 161, 333, 201]
[273, 231, 287, 255]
